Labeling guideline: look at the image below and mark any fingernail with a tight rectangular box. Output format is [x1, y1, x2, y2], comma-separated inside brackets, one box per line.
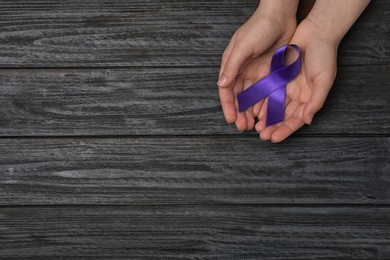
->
[217, 75, 227, 87]
[306, 114, 314, 125]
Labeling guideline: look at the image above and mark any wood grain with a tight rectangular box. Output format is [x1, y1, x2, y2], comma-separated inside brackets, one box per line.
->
[0, 1, 389, 259]
[0, 0, 387, 67]
[0, 65, 388, 136]
[1, 137, 388, 205]
[1, 205, 389, 259]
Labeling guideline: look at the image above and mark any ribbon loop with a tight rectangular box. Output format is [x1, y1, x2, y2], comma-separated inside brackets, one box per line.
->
[237, 44, 302, 126]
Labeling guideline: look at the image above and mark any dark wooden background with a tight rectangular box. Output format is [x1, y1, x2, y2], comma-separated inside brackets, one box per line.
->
[0, 0, 389, 259]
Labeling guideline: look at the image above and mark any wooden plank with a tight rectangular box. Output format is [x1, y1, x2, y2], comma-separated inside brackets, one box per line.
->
[0, 137, 388, 205]
[0, 0, 387, 67]
[0, 65, 388, 136]
[338, 0, 390, 66]
[1, 205, 389, 258]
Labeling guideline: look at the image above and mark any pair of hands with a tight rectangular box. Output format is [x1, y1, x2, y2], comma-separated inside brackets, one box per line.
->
[218, 4, 337, 143]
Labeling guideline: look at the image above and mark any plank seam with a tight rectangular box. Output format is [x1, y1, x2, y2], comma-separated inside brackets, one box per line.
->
[0, 64, 387, 71]
[0, 133, 388, 140]
[0, 204, 389, 208]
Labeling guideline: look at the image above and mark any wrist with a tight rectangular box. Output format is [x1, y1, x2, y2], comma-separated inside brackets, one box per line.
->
[306, 0, 370, 45]
[256, 0, 299, 20]
[253, 0, 299, 38]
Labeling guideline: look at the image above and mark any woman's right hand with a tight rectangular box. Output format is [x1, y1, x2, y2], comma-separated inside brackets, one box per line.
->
[218, 0, 299, 131]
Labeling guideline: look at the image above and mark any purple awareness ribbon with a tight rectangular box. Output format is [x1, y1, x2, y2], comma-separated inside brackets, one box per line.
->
[237, 44, 302, 126]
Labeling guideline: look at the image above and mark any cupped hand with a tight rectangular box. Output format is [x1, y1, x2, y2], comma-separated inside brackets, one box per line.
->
[255, 19, 338, 142]
[218, 6, 297, 130]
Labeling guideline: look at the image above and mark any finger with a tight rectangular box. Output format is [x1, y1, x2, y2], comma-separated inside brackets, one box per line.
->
[219, 34, 236, 78]
[301, 43, 337, 125]
[283, 99, 299, 121]
[236, 110, 248, 132]
[233, 79, 247, 132]
[218, 35, 237, 124]
[218, 81, 237, 124]
[252, 99, 264, 119]
[256, 98, 268, 127]
[218, 42, 253, 88]
[255, 118, 266, 133]
[302, 77, 334, 125]
[271, 105, 305, 143]
[245, 109, 255, 131]
[255, 98, 267, 132]
[243, 79, 255, 130]
[259, 123, 280, 141]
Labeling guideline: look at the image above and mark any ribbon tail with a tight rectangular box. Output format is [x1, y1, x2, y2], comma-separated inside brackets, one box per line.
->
[266, 84, 286, 126]
[237, 80, 272, 112]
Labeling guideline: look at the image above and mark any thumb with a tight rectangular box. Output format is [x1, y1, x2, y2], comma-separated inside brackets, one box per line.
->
[218, 43, 252, 88]
[303, 75, 335, 125]
[302, 43, 337, 125]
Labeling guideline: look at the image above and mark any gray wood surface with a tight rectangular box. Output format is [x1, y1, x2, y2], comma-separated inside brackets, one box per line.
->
[0, 65, 388, 136]
[1, 206, 389, 259]
[1, 137, 388, 205]
[0, 0, 389, 259]
[0, 0, 388, 67]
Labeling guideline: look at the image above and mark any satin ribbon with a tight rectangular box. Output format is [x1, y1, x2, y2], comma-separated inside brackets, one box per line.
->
[237, 44, 302, 126]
